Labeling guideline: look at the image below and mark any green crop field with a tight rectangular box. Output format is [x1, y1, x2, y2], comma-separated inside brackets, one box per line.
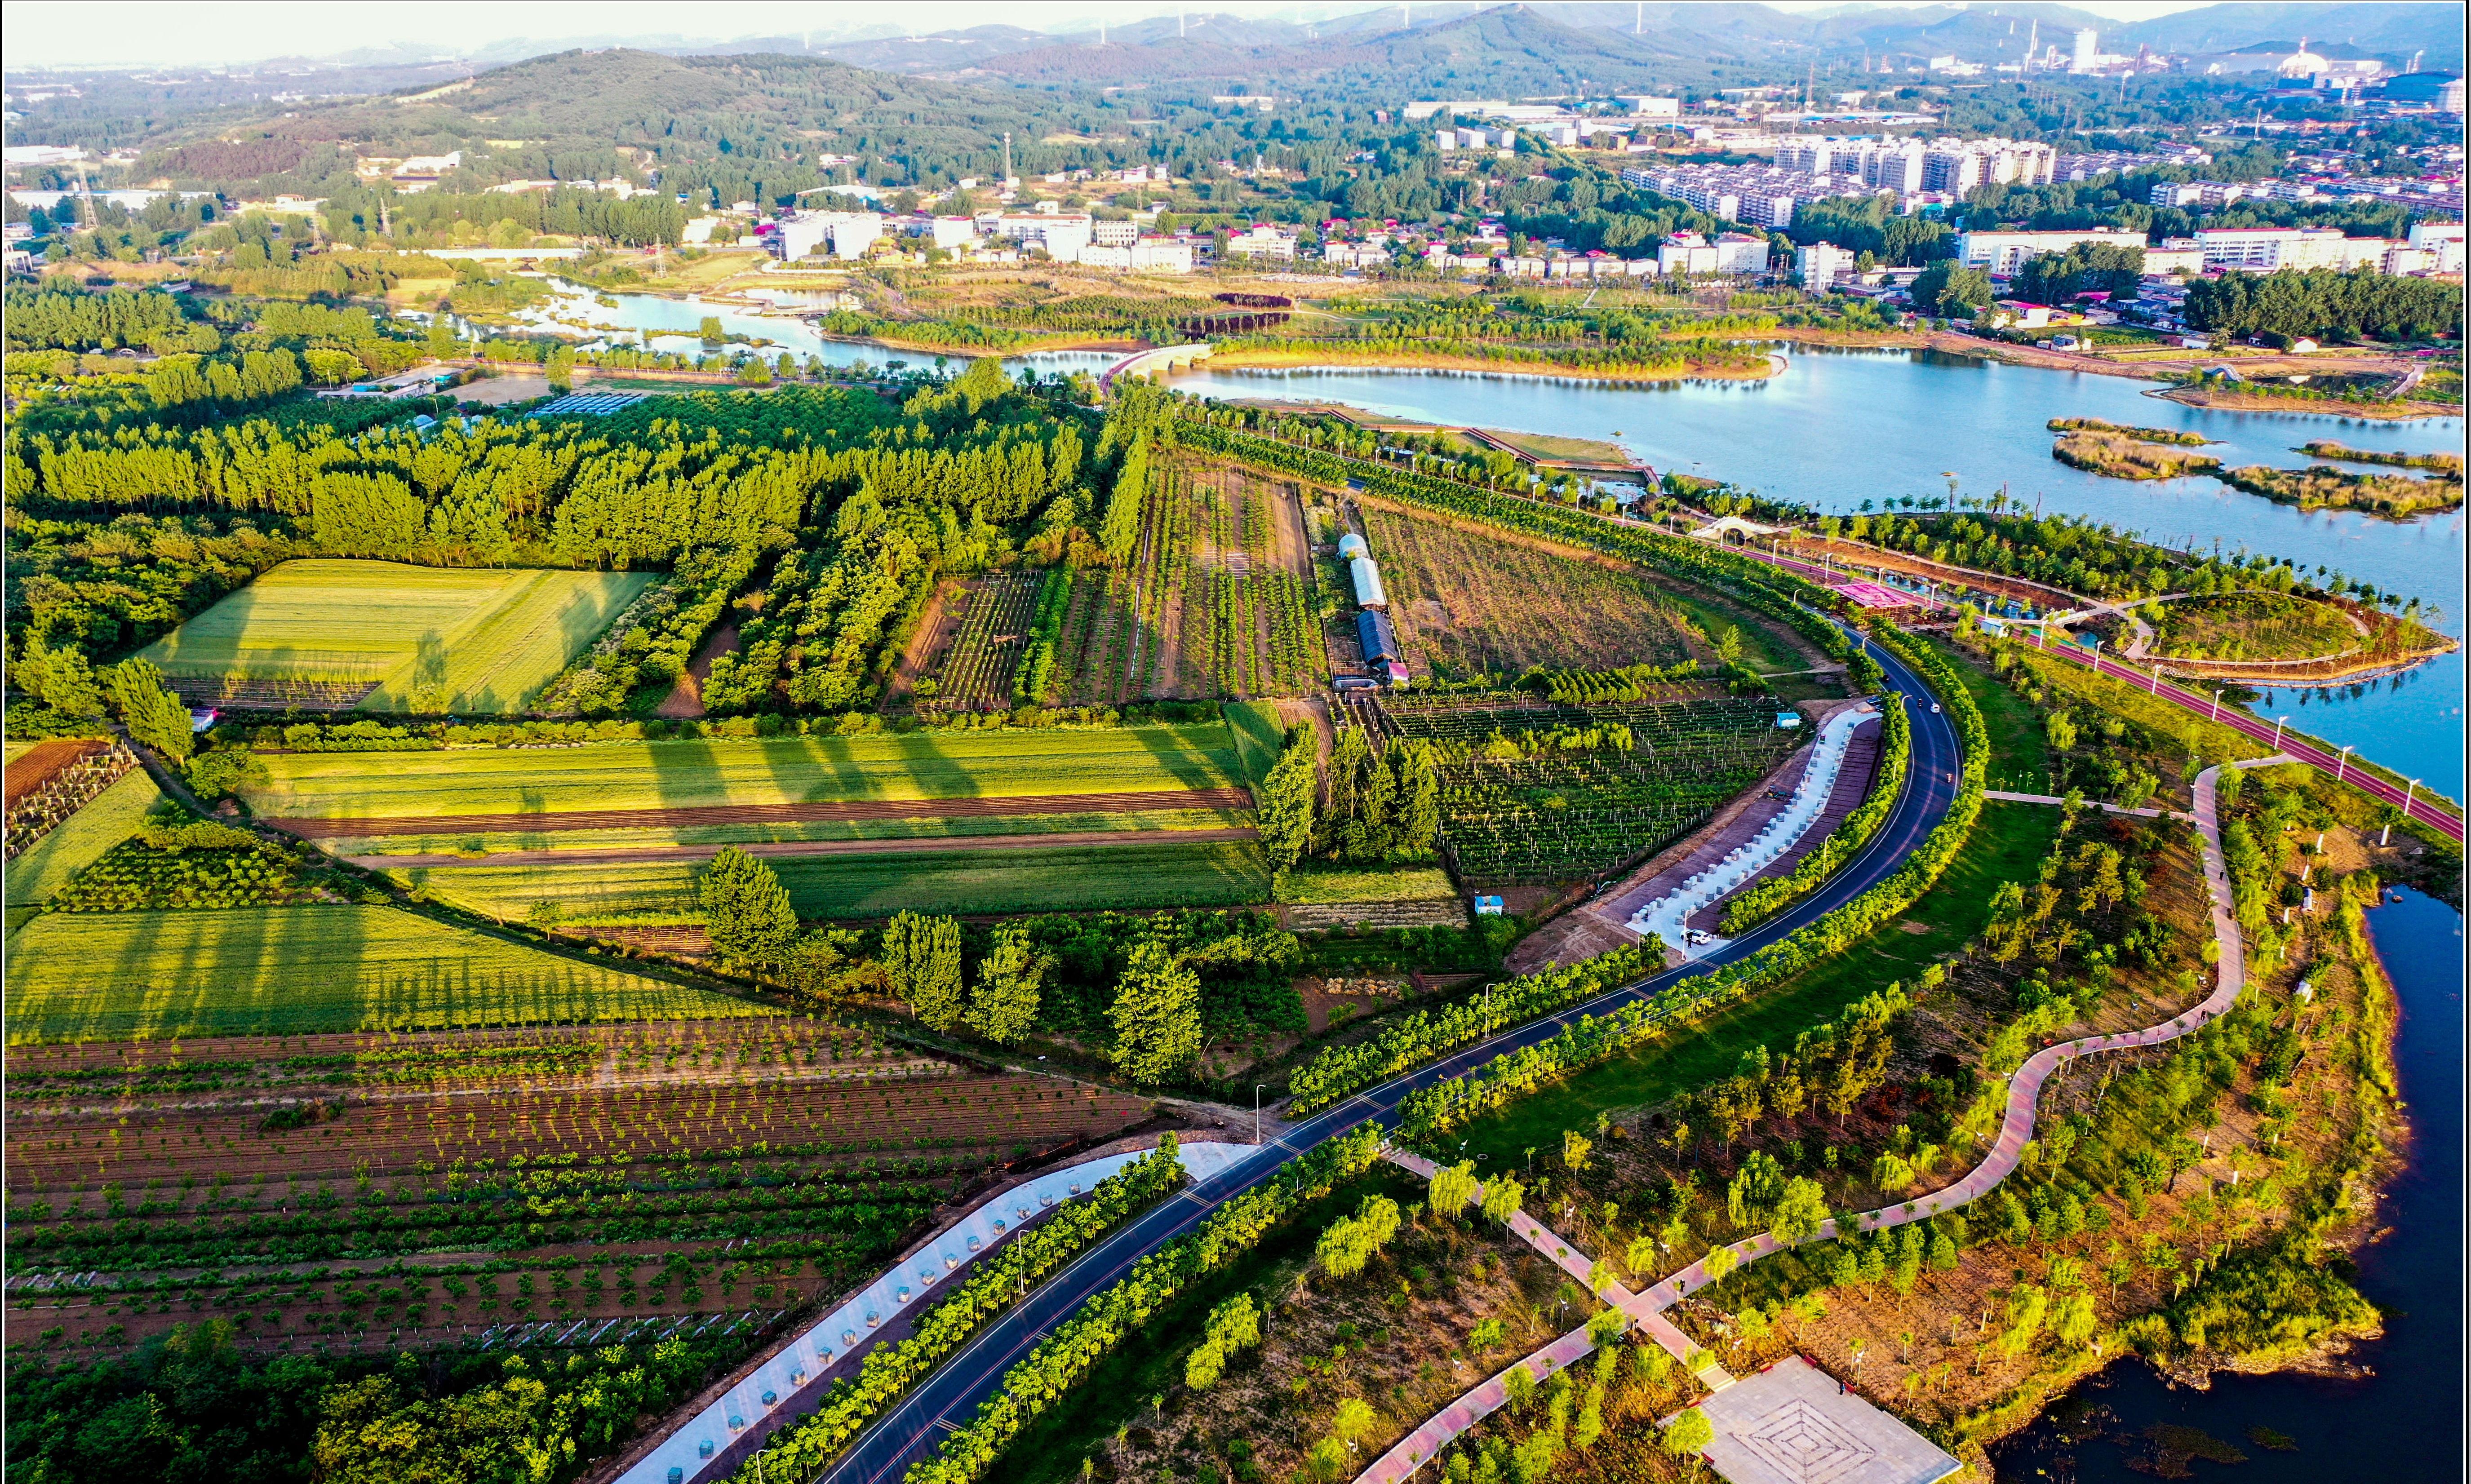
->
[399, 839, 1275, 921]
[4, 770, 164, 910]
[135, 559, 653, 713]
[245, 726, 1247, 820]
[1, 904, 767, 1041]
[323, 806, 1252, 858]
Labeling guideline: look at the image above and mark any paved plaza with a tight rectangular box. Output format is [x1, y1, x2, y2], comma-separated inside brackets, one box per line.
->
[1695, 1357, 1961, 1484]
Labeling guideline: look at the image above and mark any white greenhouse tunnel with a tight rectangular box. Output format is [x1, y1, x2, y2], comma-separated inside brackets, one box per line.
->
[1628, 704, 1883, 956]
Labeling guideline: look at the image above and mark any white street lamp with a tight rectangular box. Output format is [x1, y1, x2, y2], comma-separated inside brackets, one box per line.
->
[2335, 744, 2353, 783]
[2271, 715, 2288, 750]
[2209, 688, 2223, 722]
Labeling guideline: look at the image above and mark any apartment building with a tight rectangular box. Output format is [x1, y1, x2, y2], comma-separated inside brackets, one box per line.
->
[1952, 226, 2144, 274]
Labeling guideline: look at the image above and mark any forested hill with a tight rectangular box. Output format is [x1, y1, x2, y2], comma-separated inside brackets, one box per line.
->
[172, 49, 1042, 175]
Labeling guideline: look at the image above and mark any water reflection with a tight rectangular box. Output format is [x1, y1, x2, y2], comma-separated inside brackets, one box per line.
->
[1166, 347, 2465, 795]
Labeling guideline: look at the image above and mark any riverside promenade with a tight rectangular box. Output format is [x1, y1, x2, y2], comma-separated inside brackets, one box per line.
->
[1352, 758, 2275, 1483]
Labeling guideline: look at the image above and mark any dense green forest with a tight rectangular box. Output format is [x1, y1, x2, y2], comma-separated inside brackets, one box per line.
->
[3, 347, 1160, 724]
[2183, 266, 2464, 343]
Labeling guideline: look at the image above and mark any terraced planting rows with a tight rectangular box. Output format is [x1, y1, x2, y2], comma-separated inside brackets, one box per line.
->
[1383, 693, 1800, 886]
[1358, 503, 1700, 678]
[2, 905, 764, 1041]
[397, 839, 1276, 922]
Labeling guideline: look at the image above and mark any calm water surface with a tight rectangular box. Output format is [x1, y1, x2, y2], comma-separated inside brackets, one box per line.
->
[1987, 887, 2464, 1483]
[1167, 350, 2467, 797]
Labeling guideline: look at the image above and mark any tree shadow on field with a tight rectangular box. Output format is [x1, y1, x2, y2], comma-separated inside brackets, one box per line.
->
[1129, 718, 1241, 796]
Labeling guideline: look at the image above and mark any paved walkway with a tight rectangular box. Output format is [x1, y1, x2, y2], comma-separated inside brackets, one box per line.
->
[1351, 762, 2266, 1484]
[1983, 789, 2191, 822]
[1734, 545, 2461, 843]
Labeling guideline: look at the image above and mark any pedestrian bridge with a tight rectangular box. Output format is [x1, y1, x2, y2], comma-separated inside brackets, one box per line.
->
[1100, 341, 1213, 390]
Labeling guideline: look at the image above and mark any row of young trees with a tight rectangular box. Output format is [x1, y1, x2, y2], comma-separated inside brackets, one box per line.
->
[693, 851, 1233, 1085]
[906, 1125, 1389, 1484]
[713, 1140, 1187, 1484]
[1292, 624, 1983, 1120]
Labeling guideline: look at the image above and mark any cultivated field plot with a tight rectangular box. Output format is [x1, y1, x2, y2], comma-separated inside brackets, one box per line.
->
[1383, 693, 1800, 886]
[1047, 462, 1321, 704]
[2, 905, 766, 1041]
[920, 571, 1043, 710]
[1356, 504, 1699, 678]
[1172, 464, 1323, 699]
[315, 806, 1255, 859]
[4, 768, 161, 909]
[243, 726, 1247, 822]
[398, 839, 1276, 921]
[5, 1015, 1153, 1359]
[135, 559, 654, 713]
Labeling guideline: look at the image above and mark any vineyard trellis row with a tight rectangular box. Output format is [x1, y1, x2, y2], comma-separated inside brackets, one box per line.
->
[1383, 694, 1799, 886]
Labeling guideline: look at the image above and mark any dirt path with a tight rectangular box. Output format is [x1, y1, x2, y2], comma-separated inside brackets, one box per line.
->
[346, 826, 1261, 868]
[886, 579, 962, 706]
[270, 788, 1259, 839]
[655, 621, 741, 719]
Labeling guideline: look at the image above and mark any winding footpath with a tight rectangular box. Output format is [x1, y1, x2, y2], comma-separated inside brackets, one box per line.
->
[1351, 758, 2274, 1484]
[1737, 545, 2462, 843]
[806, 641, 1964, 1484]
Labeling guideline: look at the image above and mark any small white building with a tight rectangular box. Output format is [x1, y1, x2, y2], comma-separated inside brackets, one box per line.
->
[778, 210, 883, 260]
[1222, 225, 1299, 261]
[1659, 230, 1770, 276]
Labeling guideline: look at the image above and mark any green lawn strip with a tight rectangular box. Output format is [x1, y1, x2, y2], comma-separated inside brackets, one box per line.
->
[1644, 586, 1800, 676]
[1449, 801, 2061, 1165]
[4, 770, 163, 906]
[1, 904, 768, 1041]
[324, 808, 1252, 857]
[1937, 635, 2052, 793]
[364, 568, 657, 713]
[1278, 865, 1460, 905]
[400, 841, 1276, 922]
[242, 726, 1245, 820]
[971, 1166, 1421, 1484]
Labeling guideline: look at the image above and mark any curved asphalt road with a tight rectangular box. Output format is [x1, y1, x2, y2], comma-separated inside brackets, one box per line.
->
[813, 639, 1962, 1484]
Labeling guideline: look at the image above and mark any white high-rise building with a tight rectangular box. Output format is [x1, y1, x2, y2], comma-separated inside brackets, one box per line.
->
[2072, 29, 2099, 73]
[1796, 241, 1856, 291]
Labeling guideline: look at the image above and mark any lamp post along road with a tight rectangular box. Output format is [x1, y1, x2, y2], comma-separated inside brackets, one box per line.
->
[2271, 715, 2288, 750]
[2336, 744, 2353, 783]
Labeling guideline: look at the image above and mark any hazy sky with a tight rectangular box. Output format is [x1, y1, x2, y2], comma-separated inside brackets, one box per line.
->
[4, 0, 2228, 71]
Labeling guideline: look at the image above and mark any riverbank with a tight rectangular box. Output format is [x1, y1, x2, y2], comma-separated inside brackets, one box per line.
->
[1197, 344, 1778, 382]
[2156, 385, 2462, 421]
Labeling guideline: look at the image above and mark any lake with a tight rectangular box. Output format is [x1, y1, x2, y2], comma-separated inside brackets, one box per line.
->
[1164, 349, 2466, 798]
[1986, 886, 2464, 1483]
[519, 291, 2465, 798]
